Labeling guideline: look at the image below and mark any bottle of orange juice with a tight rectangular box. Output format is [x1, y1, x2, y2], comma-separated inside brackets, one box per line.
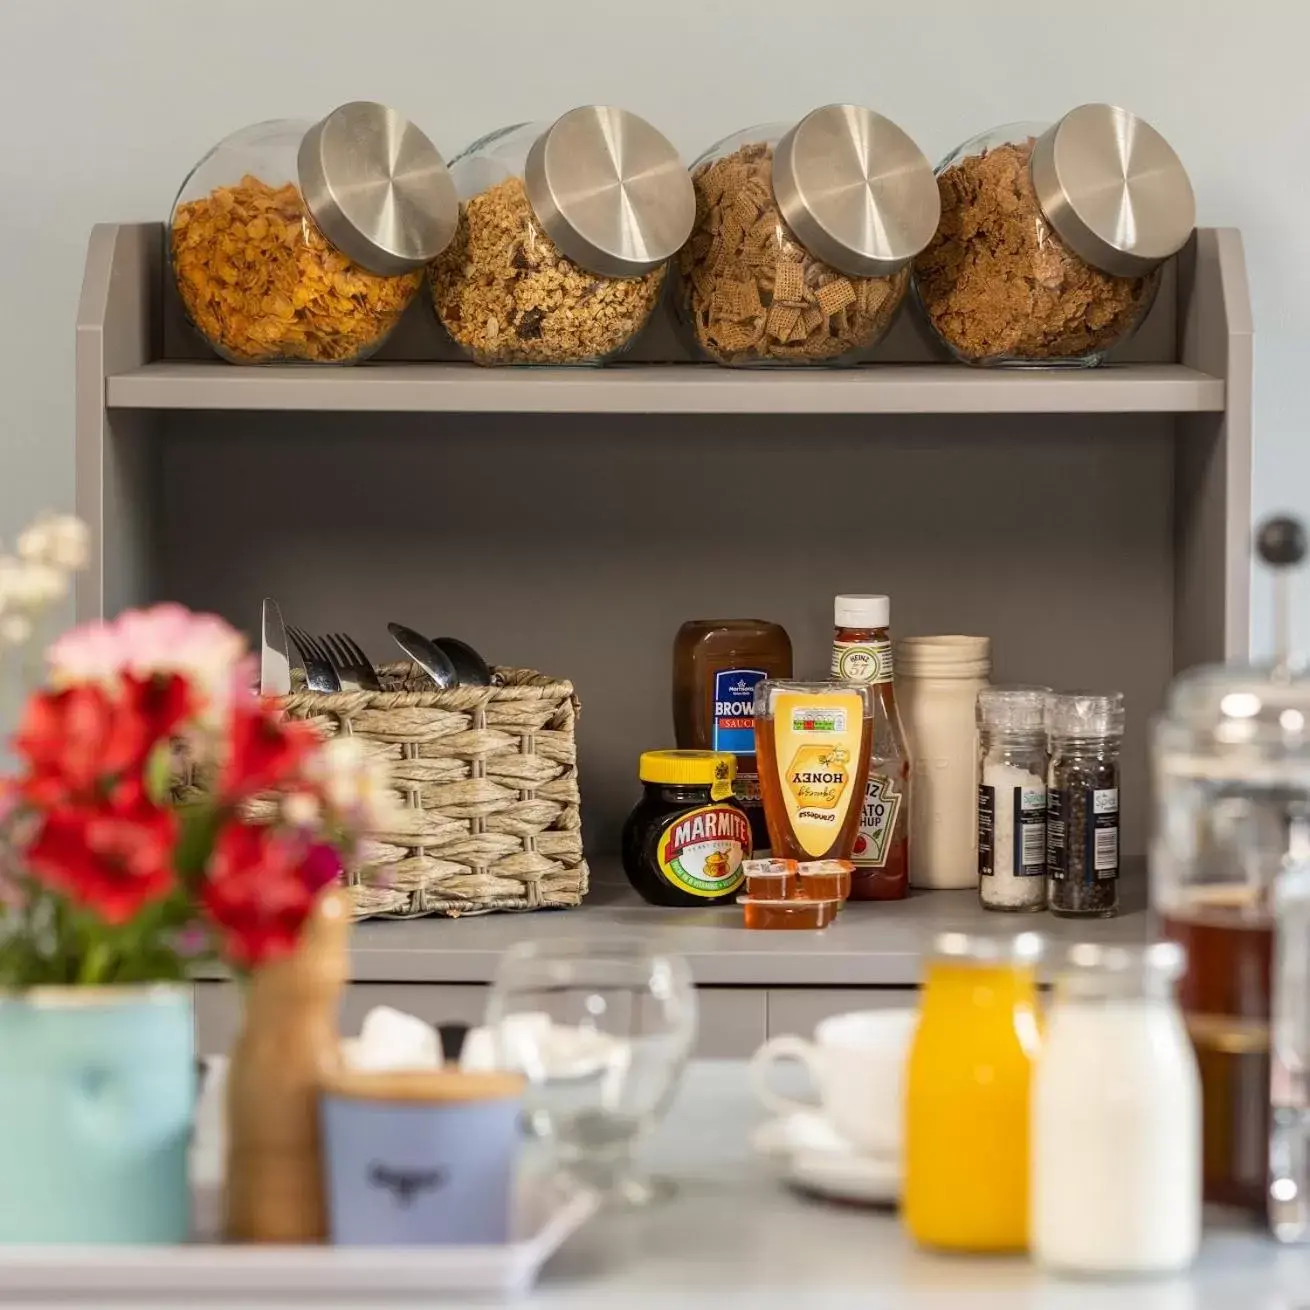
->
[904, 931, 1042, 1252]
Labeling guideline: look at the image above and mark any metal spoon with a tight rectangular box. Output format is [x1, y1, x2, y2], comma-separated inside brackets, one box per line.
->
[433, 636, 492, 687]
[387, 623, 458, 690]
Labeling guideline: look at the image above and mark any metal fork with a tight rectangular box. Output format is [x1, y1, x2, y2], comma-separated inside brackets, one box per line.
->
[320, 632, 382, 692]
[287, 626, 342, 693]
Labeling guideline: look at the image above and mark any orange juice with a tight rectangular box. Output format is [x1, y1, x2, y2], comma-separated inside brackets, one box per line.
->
[903, 932, 1041, 1252]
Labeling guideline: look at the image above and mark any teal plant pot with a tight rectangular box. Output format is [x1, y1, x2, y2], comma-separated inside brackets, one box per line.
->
[0, 985, 195, 1243]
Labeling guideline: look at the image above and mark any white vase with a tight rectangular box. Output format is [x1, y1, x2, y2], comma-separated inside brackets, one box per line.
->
[895, 636, 991, 890]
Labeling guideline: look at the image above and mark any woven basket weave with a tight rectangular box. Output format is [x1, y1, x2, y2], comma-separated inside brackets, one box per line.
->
[271, 662, 588, 920]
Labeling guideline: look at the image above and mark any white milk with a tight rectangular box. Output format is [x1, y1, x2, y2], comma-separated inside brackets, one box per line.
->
[1032, 996, 1202, 1274]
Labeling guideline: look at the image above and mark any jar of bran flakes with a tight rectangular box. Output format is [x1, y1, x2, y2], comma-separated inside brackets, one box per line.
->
[913, 105, 1195, 368]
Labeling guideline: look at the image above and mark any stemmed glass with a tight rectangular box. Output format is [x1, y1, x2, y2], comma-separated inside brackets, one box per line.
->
[485, 939, 697, 1207]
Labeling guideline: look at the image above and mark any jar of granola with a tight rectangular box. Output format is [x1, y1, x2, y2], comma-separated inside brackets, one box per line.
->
[913, 105, 1195, 368]
[169, 104, 458, 365]
[430, 108, 694, 366]
[674, 106, 938, 367]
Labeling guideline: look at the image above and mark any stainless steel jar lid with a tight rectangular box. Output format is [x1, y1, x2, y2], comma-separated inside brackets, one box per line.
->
[524, 106, 695, 279]
[298, 101, 458, 277]
[772, 104, 940, 279]
[1030, 103, 1195, 278]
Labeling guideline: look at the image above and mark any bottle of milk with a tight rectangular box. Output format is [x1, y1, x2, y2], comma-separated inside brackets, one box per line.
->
[1031, 942, 1202, 1275]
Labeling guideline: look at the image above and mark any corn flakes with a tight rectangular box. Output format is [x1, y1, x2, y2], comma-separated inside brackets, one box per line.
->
[170, 175, 421, 364]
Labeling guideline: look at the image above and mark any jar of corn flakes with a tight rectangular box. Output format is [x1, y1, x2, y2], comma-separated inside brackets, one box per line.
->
[430, 108, 694, 366]
[913, 106, 1195, 368]
[170, 103, 458, 365]
[674, 106, 937, 368]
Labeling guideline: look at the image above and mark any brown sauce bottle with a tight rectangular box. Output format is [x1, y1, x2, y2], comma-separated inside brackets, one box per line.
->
[673, 620, 792, 851]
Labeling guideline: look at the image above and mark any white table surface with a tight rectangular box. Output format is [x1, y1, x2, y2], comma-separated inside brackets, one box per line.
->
[4, 1061, 1306, 1308]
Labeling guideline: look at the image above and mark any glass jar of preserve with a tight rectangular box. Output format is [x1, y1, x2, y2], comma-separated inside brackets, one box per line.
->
[914, 105, 1194, 368]
[673, 620, 792, 852]
[430, 107, 694, 365]
[170, 104, 457, 364]
[621, 751, 751, 907]
[674, 105, 938, 367]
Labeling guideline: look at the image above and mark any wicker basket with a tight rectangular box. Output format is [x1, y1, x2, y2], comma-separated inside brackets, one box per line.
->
[274, 663, 588, 920]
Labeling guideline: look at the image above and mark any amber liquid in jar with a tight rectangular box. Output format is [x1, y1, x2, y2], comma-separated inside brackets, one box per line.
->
[673, 620, 792, 852]
[1160, 890, 1272, 1213]
[755, 703, 873, 863]
[831, 617, 911, 900]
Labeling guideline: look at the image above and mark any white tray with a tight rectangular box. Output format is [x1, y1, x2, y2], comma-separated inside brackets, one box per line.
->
[0, 1178, 598, 1299]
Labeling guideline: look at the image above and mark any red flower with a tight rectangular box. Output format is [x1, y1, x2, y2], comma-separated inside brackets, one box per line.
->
[15, 674, 191, 808]
[25, 782, 179, 924]
[222, 704, 316, 802]
[201, 824, 341, 968]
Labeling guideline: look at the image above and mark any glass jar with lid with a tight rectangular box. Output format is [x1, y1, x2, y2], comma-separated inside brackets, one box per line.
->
[1153, 662, 1304, 1216]
[169, 103, 457, 365]
[675, 105, 939, 367]
[430, 107, 694, 366]
[913, 104, 1195, 367]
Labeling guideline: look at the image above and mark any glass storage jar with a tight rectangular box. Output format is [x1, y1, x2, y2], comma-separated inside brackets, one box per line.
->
[676, 106, 938, 367]
[170, 103, 457, 365]
[1152, 663, 1303, 1215]
[913, 104, 1195, 368]
[430, 107, 694, 365]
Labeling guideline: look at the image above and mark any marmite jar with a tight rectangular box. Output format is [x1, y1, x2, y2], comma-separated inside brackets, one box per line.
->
[913, 105, 1195, 368]
[430, 107, 694, 365]
[169, 104, 457, 365]
[621, 751, 752, 907]
[674, 105, 938, 367]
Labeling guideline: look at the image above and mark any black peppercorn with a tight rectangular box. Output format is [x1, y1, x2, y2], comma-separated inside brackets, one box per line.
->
[1046, 692, 1124, 918]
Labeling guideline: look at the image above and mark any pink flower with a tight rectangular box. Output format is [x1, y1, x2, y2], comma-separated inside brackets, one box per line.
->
[48, 603, 251, 723]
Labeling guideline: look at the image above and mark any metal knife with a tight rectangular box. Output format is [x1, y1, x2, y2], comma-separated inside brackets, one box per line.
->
[259, 598, 292, 697]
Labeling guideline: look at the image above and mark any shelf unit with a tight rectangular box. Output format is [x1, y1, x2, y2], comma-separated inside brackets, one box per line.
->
[78, 222, 1251, 1014]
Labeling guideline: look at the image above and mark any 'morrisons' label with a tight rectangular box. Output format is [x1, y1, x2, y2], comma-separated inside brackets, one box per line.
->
[657, 804, 751, 898]
[713, 668, 765, 755]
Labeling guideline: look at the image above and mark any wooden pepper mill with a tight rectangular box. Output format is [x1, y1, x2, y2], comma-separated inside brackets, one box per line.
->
[224, 887, 350, 1244]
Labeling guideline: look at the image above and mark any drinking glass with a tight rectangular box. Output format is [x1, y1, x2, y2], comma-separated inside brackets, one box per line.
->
[485, 939, 697, 1206]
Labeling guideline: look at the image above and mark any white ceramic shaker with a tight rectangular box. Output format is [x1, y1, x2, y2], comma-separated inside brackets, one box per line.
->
[894, 635, 991, 889]
[1032, 942, 1202, 1275]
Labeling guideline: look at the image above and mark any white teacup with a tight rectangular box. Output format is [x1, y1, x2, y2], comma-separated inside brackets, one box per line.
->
[749, 1009, 916, 1159]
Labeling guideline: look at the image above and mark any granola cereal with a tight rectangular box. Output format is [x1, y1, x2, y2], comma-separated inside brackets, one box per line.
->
[676, 142, 907, 366]
[171, 175, 421, 364]
[913, 139, 1159, 364]
[429, 177, 665, 365]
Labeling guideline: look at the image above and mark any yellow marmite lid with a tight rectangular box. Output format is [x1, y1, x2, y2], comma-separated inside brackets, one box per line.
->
[638, 749, 737, 788]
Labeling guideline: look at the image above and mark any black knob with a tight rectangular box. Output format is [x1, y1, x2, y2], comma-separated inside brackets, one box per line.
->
[1257, 516, 1307, 569]
[437, 1022, 470, 1064]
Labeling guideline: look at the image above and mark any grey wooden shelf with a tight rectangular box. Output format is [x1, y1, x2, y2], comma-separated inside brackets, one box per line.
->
[192, 868, 1150, 989]
[77, 223, 1253, 984]
[105, 360, 1225, 415]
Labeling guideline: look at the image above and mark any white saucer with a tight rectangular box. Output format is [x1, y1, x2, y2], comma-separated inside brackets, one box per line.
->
[752, 1110, 900, 1206]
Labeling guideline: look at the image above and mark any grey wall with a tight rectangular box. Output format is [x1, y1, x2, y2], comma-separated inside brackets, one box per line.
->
[0, 0, 1302, 654]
